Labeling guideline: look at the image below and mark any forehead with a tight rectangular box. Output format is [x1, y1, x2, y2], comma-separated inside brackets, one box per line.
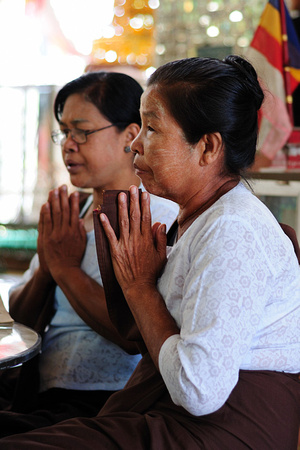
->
[140, 85, 188, 140]
[140, 86, 171, 119]
[61, 93, 103, 122]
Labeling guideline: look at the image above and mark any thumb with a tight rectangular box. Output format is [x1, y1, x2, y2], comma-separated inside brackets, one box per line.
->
[156, 223, 167, 258]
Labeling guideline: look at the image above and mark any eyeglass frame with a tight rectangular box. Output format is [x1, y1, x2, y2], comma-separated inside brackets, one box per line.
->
[51, 123, 126, 145]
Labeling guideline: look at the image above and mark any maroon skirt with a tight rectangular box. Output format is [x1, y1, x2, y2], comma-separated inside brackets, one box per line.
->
[1, 214, 299, 448]
[0, 352, 299, 449]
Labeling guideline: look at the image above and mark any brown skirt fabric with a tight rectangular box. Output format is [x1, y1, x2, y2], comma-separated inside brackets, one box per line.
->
[0, 352, 299, 449]
[0, 387, 116, 438]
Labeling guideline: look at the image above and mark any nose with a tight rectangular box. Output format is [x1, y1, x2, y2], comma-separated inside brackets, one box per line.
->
[131, 130, 144, 155]
[62, 133, 80, 153]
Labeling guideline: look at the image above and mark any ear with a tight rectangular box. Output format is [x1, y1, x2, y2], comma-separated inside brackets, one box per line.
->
[198, 132, 223, 166]
[124, 123, 140, 146]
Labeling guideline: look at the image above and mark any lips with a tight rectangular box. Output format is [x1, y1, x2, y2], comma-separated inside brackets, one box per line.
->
[133, 162, 147, 174]
[65, 159, 83, 173]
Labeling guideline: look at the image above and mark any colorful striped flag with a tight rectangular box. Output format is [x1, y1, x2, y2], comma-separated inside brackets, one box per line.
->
[246, 0, 300, 161]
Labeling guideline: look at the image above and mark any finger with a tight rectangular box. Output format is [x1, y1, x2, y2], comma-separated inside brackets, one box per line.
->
[140, 191, 152, 237]
[129, 185, 141, 234]
[49, 188, 62, 229]
[38, 204, 45, 235]
[117, 191, 130, 240]
[100, 213, 119, 248]
[69, 191, 80, 228]
[40, 202, 52, 235]
[37, 205, 45, 249]
[59, 185, 70, 229]
[47, 188, 55, 203]
[78, 218, 86, 241]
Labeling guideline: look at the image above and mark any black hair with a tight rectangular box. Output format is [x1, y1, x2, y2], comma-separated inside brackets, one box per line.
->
[54, 71, 143, 130]
[148, 55, 264, 176]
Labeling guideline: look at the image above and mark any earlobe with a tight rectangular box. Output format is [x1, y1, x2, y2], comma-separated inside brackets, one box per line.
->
[199, 132, 223, 166]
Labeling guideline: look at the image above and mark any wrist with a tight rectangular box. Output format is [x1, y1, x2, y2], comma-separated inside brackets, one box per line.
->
[124, 281, 158, 304]
[51, 264, 81, 286]
[35, 266, 54, 285]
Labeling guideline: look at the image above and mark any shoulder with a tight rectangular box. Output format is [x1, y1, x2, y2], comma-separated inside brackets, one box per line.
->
[205, 182, 277, 232]
[149, 193, 179, 214]
[78, 191, 92, 209]
[187, 183, 296, 268]
[78, 192, 93, 218]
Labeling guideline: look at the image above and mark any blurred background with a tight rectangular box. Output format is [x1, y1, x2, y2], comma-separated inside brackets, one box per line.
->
[0, 0, 299, 281]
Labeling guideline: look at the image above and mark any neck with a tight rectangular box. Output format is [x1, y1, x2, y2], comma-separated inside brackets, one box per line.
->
[177, 176, 239, 238]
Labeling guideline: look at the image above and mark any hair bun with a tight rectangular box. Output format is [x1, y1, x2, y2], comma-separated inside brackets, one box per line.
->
[224, 55, 264, 111]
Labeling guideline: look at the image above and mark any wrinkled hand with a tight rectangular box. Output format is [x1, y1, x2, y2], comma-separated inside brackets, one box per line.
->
[100, 185, 167, 296]
[37, 185, 86, 279]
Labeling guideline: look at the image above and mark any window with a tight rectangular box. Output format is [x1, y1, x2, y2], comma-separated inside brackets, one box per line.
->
[0, 85, 66, 225]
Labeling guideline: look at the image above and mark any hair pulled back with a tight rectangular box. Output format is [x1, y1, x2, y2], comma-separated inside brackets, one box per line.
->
[54, 71, 143, 130]
[148, 55, 264, 175]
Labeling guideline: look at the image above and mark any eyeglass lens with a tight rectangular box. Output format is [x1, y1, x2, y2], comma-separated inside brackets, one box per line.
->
[51, 124, 117, 145]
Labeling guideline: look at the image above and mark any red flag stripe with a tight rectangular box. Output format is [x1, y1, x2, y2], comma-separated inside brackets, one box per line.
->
[246, 0, 300, 157]
[251, 26, 283, 74]
[258, 1, 282, 43]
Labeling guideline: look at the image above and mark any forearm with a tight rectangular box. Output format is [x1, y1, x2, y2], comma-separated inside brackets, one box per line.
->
[99, 187, 175, 358]
[9, 268, 55, 327]
[53, 267, 139, 353]
[124, 283, 179, 368]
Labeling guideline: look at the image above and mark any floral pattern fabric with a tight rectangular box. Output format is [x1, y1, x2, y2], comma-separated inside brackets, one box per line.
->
[158, 183, 300, 416]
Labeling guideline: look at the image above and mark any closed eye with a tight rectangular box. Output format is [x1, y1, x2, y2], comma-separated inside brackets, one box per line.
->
[76, 128, 90, 134]
[60, 128, 90, 136]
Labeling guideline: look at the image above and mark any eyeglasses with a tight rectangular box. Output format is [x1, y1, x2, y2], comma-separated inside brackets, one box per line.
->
[51, 124, 117, 145]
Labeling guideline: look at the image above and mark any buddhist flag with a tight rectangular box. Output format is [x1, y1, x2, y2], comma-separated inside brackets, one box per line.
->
[246, 0, 300, 160]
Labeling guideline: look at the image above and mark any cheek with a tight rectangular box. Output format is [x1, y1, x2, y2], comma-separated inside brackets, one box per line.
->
[87, 145, 116, 167]
[151, 147, 184, 177]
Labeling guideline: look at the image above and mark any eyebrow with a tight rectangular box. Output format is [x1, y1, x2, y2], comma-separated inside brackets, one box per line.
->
[141, 110, 160, 120]
[59, 119, 91, 127]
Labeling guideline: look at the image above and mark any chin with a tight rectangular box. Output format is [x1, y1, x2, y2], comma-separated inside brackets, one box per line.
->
[142, 181, 165, 199]
[69, 177, 89, 190]
[69, 178, 81, 188]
